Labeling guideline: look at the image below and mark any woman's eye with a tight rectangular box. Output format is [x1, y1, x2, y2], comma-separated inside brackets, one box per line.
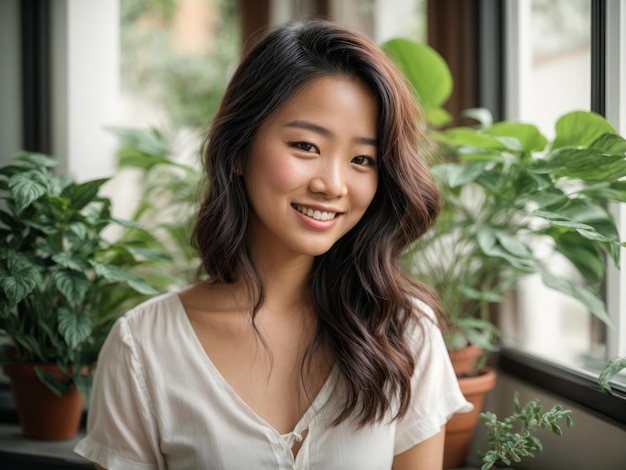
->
[290, 141, 318, 153]
[352, 155, 377, 166]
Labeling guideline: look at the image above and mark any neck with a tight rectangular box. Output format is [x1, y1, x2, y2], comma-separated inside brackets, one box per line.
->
[251, 251, 314, 317]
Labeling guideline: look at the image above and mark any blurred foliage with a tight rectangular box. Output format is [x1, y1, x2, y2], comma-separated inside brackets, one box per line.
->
[120, 0, 240, 129]
[110, 126, 203, 290]
[114, 0, 239, 288]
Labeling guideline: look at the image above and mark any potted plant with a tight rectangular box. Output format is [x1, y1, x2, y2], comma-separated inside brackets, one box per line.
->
[383, 38, 626, 468]
[0, 151, 164, 440]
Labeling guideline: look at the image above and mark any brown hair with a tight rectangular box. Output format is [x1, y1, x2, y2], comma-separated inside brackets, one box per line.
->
[192, 20, 441, 426]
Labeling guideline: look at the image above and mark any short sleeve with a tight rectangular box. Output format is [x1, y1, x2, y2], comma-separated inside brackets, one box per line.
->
[394, 308, 473, 455]
[74, 317, 162, 470]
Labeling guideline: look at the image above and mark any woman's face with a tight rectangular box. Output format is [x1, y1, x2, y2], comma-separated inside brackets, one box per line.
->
[243, 75, 379, 260]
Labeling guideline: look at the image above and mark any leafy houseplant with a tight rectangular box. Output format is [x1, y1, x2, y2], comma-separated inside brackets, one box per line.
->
[382, 37, 626, 468]
[384, 37, 625, 358]
[479, 393, 574, 469]
[0, 151, 164, 438]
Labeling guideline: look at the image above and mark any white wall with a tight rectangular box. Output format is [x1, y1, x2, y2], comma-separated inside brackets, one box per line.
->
[51, 0, 120, 182]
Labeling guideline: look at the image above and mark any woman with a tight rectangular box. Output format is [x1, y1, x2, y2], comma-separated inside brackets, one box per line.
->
[75, 20, 471, 469]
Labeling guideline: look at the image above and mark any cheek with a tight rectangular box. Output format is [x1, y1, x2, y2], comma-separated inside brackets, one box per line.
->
[269, 159, 304, 192]
[247, 140, 301, 193]
[352, 174, 379, 211]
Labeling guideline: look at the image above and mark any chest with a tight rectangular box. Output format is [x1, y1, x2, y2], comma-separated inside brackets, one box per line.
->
[135, 305, 400, 469]
[143, 367, 397, 470]
[187, 309, 332, 436]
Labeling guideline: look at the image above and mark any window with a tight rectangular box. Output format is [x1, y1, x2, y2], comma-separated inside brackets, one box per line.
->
[500, 0, 626, 413]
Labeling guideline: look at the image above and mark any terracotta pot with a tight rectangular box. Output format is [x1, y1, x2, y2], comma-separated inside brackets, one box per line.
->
[444, 366, 497, 469]
[448, 344, 484, 376]
[3, 362, 84, 440]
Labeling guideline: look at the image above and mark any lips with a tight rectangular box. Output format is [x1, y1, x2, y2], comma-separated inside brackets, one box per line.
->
[293, 204, 339, 221]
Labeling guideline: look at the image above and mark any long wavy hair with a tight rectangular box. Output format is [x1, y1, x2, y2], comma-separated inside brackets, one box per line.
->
[192, 20, 441, 427]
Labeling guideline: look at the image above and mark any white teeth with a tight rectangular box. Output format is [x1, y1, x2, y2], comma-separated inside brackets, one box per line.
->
[294, 205, 337, 221]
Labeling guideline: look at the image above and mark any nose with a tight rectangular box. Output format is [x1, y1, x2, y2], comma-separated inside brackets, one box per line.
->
[309, 160, 348, 198]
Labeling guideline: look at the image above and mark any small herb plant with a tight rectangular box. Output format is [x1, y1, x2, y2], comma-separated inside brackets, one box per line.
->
[599, 356, 626, 393]
[479, 393, 574, 469]
[0, 151, 165, 397]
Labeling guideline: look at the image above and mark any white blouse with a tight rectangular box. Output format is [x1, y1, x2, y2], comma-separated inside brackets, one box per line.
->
[74, 292, 471, 469]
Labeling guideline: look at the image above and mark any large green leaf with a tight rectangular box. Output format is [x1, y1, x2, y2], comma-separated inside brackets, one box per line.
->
[553, 232, 605, 284]
[493, 230, 534, 259]
[124, 245, 173, 262]
[13, 151, 58, 168]
[529, 188, 568, 209]
[52, 269, 90, 307]
[533, 199, 620, 253]
[62, 178, 110, 212]
[543, 198, 613, 224]
[589, 133, 626, 154]
[477, 226, 536, 271]
[440, 127, 508, 150]
[8, 170, 49, 213]
[551, 111, 616, 150]
[485, 122, 547, 152]
[52, 252, 91, 271]
[0, 252, 41, 305]
[127, 278, 160, 296]
[57, 307, 93, 349]
[424, 107, 453, 127]
[381, 38, 452, 108]
[90, 260, 159, 295]
[580, 182, 626, 203]
[537, 147, 626, 182]
[0, 275, 37, 307]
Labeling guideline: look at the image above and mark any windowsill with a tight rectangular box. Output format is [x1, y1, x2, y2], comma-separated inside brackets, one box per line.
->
[498, 347, 626, 430]
[0, 421, 481, 470]
[0, 423, 91, 469]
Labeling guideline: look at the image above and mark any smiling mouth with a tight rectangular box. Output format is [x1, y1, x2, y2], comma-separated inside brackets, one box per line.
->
[293, 204, 339, 221]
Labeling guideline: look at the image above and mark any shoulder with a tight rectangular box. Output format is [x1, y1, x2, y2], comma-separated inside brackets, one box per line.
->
[107, 291, 187, 350]
[411, 297, 437, 321]
[122, 291, 185, 327]
[405, 297, 441, 342]
[125, 291, 184, 319]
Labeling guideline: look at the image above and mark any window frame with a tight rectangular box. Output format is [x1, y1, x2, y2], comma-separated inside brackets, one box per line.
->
[498, 0, 626, 429]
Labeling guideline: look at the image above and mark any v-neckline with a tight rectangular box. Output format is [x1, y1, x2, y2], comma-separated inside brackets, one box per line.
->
[172, 292, 338, 439]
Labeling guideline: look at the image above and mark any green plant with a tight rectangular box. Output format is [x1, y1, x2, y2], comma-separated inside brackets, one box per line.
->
[384, 37, 626, 357]
[479, 393, 574, 469]
[109, 126, 202, 290]
[0, 151, 165, 397]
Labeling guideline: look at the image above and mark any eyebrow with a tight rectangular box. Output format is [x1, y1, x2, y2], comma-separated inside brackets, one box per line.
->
[284, 120, 377, 146]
